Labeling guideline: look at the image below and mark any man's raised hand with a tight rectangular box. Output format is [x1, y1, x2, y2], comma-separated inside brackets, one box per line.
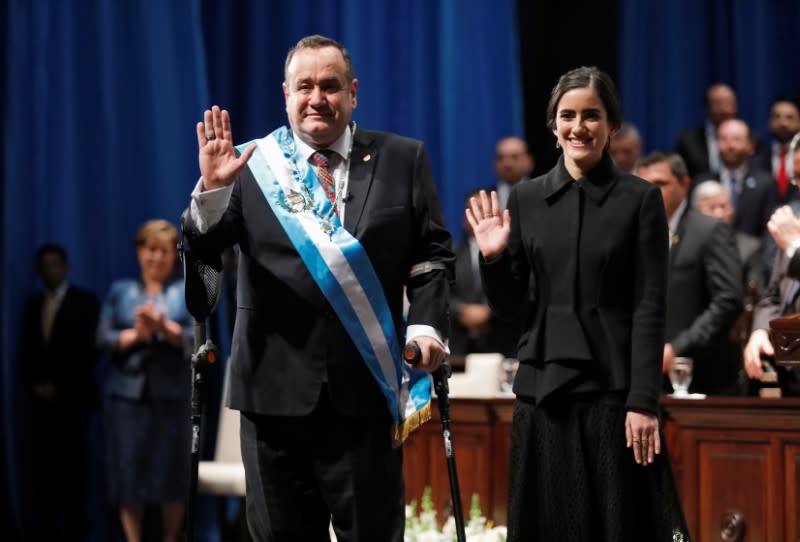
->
[197, 105, 256, 190]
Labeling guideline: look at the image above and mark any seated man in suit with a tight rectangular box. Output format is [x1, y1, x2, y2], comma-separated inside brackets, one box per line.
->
[450, 191, 520, 359]
[637, 152, 744, 395]
[183, 35, 453, 541]
[675, 83, 738, 177]
[744, 135, 800, 395]
[609, 121, 642, 175]
[753, 98, 800, 203]
[694, 118, 778, 237]
[692, 180, 763, 295]
[20, 243, 100, 540]
[493, 136, 534, 210]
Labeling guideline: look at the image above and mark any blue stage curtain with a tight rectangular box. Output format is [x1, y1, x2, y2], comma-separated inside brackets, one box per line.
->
[618, 0, 800, 154]
[2, 1, 522, 539]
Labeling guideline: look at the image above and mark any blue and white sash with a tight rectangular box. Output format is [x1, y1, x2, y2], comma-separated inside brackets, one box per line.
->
[238, 126, 431, 446]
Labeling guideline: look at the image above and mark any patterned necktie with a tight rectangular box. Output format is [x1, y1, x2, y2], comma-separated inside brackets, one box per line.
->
[309, 150, 337, 209]
[777, 146, 789, 199]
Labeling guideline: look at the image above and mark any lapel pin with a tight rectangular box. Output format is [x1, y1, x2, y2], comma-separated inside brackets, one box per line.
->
[671, 233, 681, 246]
[363, 154, 371, 162]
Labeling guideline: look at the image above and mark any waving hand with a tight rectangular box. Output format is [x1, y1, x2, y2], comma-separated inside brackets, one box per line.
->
[197, 105, 256, 190]
[465, 190, 511, 260]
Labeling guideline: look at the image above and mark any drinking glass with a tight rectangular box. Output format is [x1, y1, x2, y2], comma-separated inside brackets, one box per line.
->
[499, 358, 519, 394]
[669, 357, 693, 397]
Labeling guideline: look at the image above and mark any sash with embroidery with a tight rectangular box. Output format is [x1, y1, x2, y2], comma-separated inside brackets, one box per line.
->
[238, 126, 431, 446]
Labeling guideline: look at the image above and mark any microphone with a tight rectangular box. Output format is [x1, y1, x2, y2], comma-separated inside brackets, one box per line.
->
[179, 212, 223, 323]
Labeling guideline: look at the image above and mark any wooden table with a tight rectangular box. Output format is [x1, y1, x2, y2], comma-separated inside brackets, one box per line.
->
[404, 396, 800, 541]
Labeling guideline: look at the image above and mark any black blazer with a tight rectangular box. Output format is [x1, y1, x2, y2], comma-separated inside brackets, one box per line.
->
[184, 129, 453, 417]
[20, 285, 100, 411]
[450, 239, 519, 357]
[481, 155, 668, 415]
[665, 209, 743, 395]
[693, 168, 778, 237]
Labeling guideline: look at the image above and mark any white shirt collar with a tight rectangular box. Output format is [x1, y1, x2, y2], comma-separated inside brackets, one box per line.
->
[669, 199, 688, 235]
[293, 124, 353, 162]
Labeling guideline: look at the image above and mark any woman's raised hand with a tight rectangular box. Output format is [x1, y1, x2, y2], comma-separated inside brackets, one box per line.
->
[197, 105, 256, 190]
[465, 190, 511, 260]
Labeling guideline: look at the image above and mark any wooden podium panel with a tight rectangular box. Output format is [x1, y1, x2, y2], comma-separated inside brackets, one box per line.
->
[663, 397, 800, 542]
[697, 439, 771, 541]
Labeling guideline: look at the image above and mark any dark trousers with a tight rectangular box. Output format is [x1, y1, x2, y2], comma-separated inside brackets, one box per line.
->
[28, 402, 90, 541]
[239, 390, 404, 542]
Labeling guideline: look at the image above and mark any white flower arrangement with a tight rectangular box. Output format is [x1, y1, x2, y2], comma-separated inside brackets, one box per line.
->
[404, 487, 507, 542]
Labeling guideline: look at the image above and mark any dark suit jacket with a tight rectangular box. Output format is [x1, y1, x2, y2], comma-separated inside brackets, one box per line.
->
[693, 168, 778, 237]
[666, 209, 743, 395]
[481, 155, 668, 415]
[676, 125, 712, 179]
[450, 238, 519, 357]
[21, 284, 100, 411]
[752, 145, 797, 203]
[184, 129, 454, 417]
[736, 232, 763, 292]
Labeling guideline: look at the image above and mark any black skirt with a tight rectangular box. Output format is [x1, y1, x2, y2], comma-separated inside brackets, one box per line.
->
[507, 392, 690, 542]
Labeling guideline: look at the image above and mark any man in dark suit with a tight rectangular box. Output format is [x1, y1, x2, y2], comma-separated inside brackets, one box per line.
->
[20, 243, 100, 540]
[450, 192, 519, 358]
[183, 35, 453, 542]
[752, 98, 800, 203]
[493, 136, 534, 210]
[693, 119, 778, 237]
[638, 153, 743, 396]
[675, 83, 738, 177]
[745, 138, 800, 395]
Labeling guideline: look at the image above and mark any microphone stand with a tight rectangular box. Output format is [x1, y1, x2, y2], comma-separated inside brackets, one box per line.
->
[186, 320, 217, 542]
[179, 226, 223, 542]
[404, 343, 467, 542]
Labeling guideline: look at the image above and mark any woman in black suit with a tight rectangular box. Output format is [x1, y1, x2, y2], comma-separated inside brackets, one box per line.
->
[467, 67, 689, 541]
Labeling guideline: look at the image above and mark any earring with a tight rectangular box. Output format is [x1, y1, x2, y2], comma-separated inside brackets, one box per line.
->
[555, 141, 561, 149]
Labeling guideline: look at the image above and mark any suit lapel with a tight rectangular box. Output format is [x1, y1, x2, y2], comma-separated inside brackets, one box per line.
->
[670, 209, 689, 266]
[344, 129, 378, 235]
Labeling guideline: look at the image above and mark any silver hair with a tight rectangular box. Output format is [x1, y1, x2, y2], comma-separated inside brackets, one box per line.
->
[691, 180, 731, 209]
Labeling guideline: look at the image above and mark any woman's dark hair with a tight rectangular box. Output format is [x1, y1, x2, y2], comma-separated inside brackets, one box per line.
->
[545, 66, 622, 131]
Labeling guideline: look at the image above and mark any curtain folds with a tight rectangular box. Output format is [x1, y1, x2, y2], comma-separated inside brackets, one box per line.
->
[618, 0, 800, 153]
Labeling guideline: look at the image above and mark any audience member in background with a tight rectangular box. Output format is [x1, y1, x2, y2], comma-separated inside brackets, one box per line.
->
[609, 121, 642, 174]
[744, 134, 800, 396]
[450, 191, 520, 359]
[493, 136, 534, 210]
[692, 180, 763, 389]
[676, 83, 739, 177]
[20, 243, 100, 541]
[692, 180, 764, 295]
[471, 66, 688, 540]
[753, 98, 800, 203]
[694, 118, 778, 237]
[638, 153, 743, 396]
[97, 220, 192, 542]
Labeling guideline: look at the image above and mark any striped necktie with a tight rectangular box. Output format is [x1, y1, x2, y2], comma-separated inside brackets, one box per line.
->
[309, 150, 336, 208]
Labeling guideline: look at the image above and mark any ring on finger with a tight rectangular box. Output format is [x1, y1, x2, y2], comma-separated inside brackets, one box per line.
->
[207, 134, 216, 141]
